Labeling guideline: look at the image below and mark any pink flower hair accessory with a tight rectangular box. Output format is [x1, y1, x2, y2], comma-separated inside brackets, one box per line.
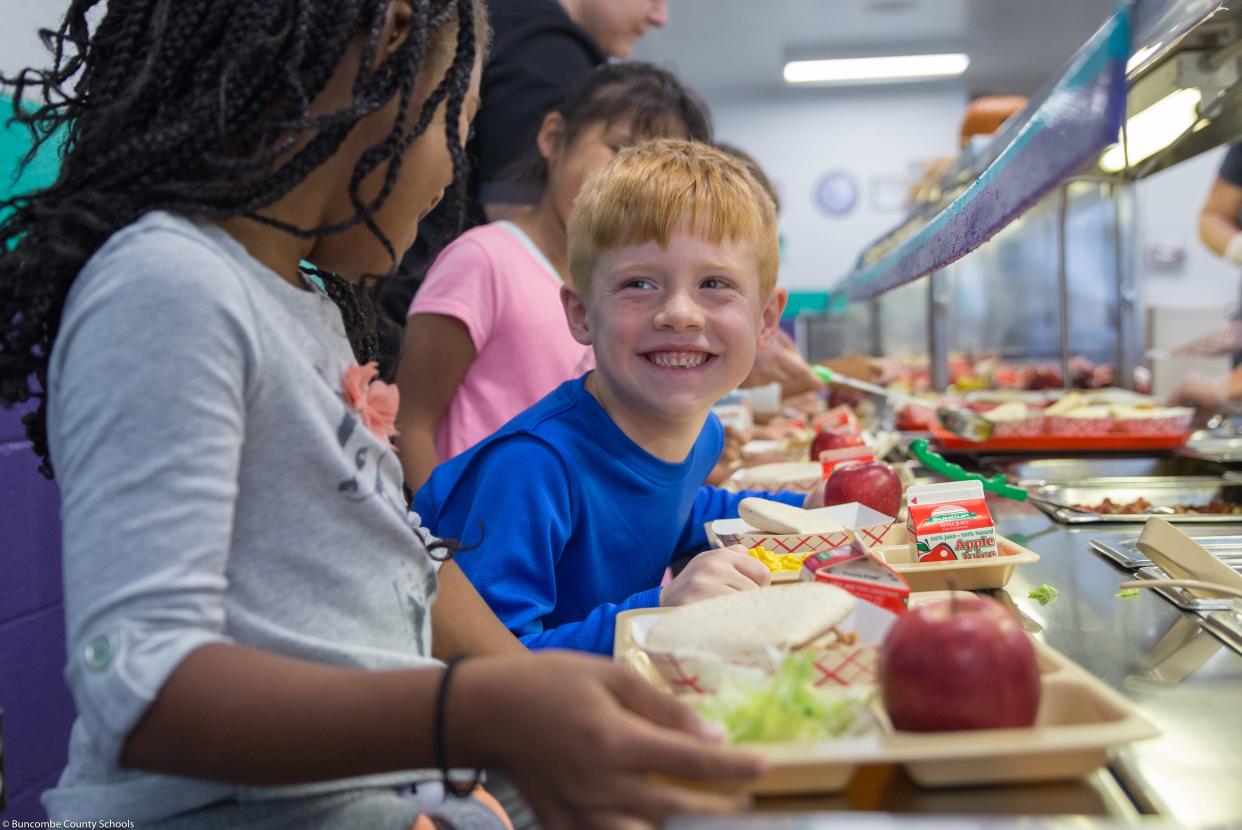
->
[342, 362, 400, 448]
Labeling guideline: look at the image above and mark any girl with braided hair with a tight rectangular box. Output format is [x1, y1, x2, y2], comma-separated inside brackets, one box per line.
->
[0, 2, 761, 828]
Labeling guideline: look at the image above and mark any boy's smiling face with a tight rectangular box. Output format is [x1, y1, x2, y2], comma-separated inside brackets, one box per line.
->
[563, 227, 786, 435]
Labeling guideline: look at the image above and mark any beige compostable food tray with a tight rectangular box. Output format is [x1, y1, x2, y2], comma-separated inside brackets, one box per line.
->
[614, 601, 1157, 795]
[867, 528, 1040, 592]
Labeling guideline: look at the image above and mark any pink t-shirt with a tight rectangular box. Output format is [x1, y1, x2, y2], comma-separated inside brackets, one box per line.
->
[409, 221, 594, 460]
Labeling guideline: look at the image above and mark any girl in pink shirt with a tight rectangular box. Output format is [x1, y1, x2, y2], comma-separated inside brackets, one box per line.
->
[397, 63, 712, 488]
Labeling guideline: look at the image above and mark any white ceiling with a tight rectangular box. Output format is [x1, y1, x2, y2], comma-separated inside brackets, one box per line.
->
[632, 0, 1119, 99]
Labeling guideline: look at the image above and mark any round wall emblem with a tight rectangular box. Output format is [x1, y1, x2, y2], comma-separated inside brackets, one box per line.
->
[814, 171, 858, 217]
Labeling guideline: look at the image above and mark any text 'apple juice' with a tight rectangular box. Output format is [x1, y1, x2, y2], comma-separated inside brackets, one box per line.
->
[906, 481, 998, 562]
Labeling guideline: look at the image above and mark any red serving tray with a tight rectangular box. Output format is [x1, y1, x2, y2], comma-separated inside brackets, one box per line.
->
[930, 426, 1192, 453]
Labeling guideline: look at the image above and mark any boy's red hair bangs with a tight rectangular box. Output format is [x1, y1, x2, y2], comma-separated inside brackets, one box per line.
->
[569, 139, 779, 296]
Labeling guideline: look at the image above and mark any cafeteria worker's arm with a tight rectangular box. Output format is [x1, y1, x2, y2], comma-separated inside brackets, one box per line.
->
[1198, 168, 1242, 262]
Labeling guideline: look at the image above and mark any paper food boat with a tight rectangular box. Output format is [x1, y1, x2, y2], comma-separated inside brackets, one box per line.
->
[627, 599, 894, 696]
[711, 503, 895, 552]
[726, 461, 822, 493]
[739, 438, 813, 465]
[800, 540, 911, 615]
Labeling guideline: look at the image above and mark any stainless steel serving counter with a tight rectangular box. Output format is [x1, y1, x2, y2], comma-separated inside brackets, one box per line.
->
[991, 500, 1242, 826]
[677, 499, 1242, 827]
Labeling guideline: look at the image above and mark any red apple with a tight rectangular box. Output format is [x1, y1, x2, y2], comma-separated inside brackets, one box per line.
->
[823, 460, 901, 518]
[811, 428, 865, 460]
[880, 595, 1040, 732]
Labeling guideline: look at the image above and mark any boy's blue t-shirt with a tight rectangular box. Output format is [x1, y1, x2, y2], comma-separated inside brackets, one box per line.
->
[415, 375, 804, 654]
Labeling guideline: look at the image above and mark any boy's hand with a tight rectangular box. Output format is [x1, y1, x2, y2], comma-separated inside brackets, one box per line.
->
[660, 545, 771, 607]
[456, 651, 763, 829]
[803, 478, 828, 510]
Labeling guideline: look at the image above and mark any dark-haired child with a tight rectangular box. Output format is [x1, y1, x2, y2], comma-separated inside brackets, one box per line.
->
[0, 1, 760, 827]
[396, 62, 712, 489]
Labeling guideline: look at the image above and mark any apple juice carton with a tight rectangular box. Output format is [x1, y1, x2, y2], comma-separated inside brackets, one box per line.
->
[906, 480, 998, 563]
[801, 537, 910, 614]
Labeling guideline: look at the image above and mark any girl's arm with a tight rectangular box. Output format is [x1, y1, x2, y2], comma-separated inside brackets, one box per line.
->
[120, 643, 765, 823]
[432, 560, 528, 658]
[395, 313, 477, 489]
[121, 643, 443, 783]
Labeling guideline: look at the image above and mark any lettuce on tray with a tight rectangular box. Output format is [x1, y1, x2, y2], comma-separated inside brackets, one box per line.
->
[1028, 584, 1059, 606]
[696, 652, 874, 745]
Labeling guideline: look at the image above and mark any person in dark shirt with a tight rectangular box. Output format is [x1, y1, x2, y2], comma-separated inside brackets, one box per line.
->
[380, 0, 669, 334]
[471, 0, 670, 222]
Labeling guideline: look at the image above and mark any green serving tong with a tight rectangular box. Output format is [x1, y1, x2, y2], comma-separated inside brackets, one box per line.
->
[909, 438, 1028, 501]
[909, 439, 1098, 514]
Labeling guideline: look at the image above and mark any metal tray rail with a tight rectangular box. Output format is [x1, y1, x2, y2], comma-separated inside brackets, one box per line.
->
[1090, 535, 1242, 569]
[1130, 565, 1242, 612]
[1200, 610, 1242, 658]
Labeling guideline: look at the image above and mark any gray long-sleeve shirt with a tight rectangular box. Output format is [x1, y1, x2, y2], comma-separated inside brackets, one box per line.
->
[43, 212, 442, 823]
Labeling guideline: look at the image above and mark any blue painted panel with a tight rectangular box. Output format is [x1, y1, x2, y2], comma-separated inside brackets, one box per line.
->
[0, 406, 23, 443]
[0, 403, 36, 445]
[0, 606, 72, 804]
[0, 441, 62, 625]
[0, 767, 61, 822]
[833, 6, 1131, 302]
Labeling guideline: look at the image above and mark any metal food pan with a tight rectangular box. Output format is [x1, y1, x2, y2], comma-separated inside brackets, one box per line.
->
[1033, 479, 1242, 524]
[984, 455, 1230, 485]
[1091, 534, 1242, 569]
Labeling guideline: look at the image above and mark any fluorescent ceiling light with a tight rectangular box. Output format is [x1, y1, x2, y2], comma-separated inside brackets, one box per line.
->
[784, 53, 970, 85]
[1099, 87, 1202, 173]
[1125, 42, 1161, 74]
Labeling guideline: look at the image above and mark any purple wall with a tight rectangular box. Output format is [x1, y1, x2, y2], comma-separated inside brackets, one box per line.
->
[1, 406, 70, 821]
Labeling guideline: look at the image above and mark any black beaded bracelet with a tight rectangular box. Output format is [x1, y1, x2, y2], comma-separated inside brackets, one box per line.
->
[434, 654, 484, 798]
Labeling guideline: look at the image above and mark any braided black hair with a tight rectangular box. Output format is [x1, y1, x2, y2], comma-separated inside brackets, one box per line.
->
[0, 0, 486, 478]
